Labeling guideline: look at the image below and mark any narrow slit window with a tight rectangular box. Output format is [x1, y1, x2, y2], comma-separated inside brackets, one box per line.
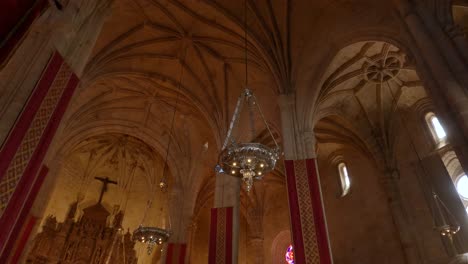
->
[426, 113, 448, 146]
[338, 163, 351, 197]
[430, 116, 447, 140]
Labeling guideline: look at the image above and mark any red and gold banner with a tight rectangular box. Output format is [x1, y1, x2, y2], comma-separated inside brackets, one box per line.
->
[208, 207, 233, 264]
[285, 159, 332, 264]
[166, 243, 187, 264]
[0, 51, 79, 259]
[0, 0, 49, 65]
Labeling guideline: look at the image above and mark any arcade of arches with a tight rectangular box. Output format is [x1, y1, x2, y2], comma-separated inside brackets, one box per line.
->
[3, 0, 468, 264]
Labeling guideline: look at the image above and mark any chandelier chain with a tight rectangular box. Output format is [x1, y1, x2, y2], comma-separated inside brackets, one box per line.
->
[244, 0, 248, 87]
[161, 43, 188, 186]
[252, 94, 279, 149]
[222, 93, 245, 150]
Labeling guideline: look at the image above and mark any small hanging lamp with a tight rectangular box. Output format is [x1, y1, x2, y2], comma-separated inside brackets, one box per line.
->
[431, 192, 460, 256]
[133, 41, 189, 255]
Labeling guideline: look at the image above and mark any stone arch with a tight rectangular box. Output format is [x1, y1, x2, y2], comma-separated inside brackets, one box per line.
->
[270, 230, 292, 264]
[299, 34, 418, 136]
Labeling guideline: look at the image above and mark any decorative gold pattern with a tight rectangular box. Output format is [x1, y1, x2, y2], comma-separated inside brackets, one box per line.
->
[216, 208, 227, 264]
[294, 160, 320, 263]
[0, 62, 73, 215]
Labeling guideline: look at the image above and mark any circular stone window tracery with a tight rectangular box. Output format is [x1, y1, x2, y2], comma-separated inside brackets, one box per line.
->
[363, 55, 403, 83]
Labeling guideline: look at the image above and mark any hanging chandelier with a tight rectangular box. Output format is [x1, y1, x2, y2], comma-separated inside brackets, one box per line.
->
[133, 225, 170, 254]
[432, 192, 460, 238]
[133, 198, 171, 255]
[133, 42, 189, 255]
[216, 89, 280, 192]
[216, 0, 280, 191]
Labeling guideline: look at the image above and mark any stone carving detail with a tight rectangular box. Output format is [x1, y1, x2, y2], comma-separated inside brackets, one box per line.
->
[26, 201, 137, 264]
[363, 55, 403, 83]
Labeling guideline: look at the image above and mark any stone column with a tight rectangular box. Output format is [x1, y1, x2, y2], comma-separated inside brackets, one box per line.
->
[0, 0, 114, 261]
[0, 0, 113, 146]
[165, 243, 187, 264]
[445, 25, 468, 66]
[379, 169, 423, 263]
[185, 220, 197, 263]
[246, 237, 263, 264]
[210, 173, 241, 264]
[278, 93, 332, 264]
[393, 0, 468, 174]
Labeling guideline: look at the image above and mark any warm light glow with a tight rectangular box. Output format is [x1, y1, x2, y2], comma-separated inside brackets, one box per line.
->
[233, 162, 237, 166]
[260, 163, 264, 168]
[258, 172, 262, 176]
[247, 159, 252, 163]
[159, 181, 166, 189]
[456, 175, 468, 199]
[231, 170, 236, 175]
[430, 116, 447, 140]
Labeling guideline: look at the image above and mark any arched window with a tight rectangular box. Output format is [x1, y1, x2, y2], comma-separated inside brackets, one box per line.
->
[338, 162, 351, 197]
[425, 113, 447, 146]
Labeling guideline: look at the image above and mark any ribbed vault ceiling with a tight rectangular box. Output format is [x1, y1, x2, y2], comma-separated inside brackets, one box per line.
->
[61, 0, 420, 215]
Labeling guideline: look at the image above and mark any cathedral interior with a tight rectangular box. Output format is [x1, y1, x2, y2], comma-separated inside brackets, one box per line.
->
[2, 0, 468, 263]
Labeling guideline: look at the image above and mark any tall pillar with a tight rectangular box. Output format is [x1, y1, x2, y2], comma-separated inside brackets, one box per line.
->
[246, 237, 263, 264]
[165, 243, 187, 264]
[0, 0, 114, 260]
[278, 94, 332, 264]
[208, 173, 240, 264]
[379, 169, 423, 263]
[445, 25, 468, 67]
[393, 0, 468, 175]
[164, 186, 191, 264]
[0, 0, 113, 145]
[0, 52, 79, 261]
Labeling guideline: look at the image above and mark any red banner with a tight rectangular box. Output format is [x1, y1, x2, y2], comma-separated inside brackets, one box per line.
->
[9, 215, 38, 264]
[0, 0, 49, 65]
[0, 51, 79, 260]
[166, 243, 187, 264]
[284, 159, 332, 264]
[208, 207, 233, 264]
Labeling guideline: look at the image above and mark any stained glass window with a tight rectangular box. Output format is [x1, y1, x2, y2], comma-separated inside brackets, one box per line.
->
[285, 245, 294, 264]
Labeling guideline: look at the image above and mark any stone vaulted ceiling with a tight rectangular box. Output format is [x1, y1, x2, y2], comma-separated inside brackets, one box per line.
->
[315, 41, 428, 167]
[67, 0, 400, 187]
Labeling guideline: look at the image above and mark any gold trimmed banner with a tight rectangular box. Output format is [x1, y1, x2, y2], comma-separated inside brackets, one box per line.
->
[0, 51, 79, 259]
[285, 159, 332, 264]
[209, 207, 233, 264]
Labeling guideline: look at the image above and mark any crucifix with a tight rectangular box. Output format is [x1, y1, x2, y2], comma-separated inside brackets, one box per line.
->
[94, 177, 118, 204]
